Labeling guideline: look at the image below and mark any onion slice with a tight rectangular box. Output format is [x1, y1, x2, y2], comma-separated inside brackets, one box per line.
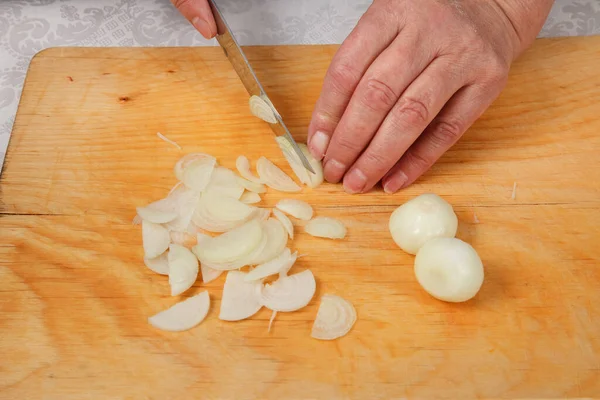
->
[169, 231, 197, 248]
[144, 252, 169, 275]
[257, 157, 301, 193]
[268, 310, 277, 333]
[250, 218, 288, 265]
[142, 220, 170, 259]
[168, 244, 199, 296]
[311, 294, 357, 340]
[273, 208, 293, 239]
[305, 217, 347, 239]
[174, 153, 216, 191]
[192, 192, 258, 233]
[204, 167, 244, 199]
[260, 269, 316, 312]
[164, 185, 201, 232]
[200, 264, 223, 283]
[219, 271, 263, 321]
[249, 95, 277, 123]
[240, 191, 261, 204]
[136, 198, 178, 224]
[235, 155, 263, 184]
[148, 291, 210, 332]
[276, 199, 313, 220]
[237, 177, 266, 194]
[193, 218, 264, 266]
[245, 248, 297, 282]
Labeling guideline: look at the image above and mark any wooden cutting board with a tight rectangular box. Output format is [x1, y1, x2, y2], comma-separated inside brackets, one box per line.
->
[1, 38, 599, 399]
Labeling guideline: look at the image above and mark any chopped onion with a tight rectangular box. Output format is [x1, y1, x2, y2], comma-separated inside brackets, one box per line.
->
[260, 269, 316, 312]
[193, 218, 264, 266]
[240, 191, 261, 204]
[237, 177, 266, 193]
[156, 131, 182, 150]
[136, 198, 178, 224]
[267, 310, 277, 333]
[311, 294, 356, 340]
[276, 199, 313, 220]
[144, 252, 169, 275]
[219, 271, 263, 321]
[164, 185, 201, 232]
[235, 155, 263, 184]
[192, 192, 257, 233]
[169, 230, 197, 248]
[272, 208, 293, 239]
[249, 95, 277, 124]
[142, 220, 170, 259]
[200, 263, 223, 283]
[204, 167, 245, 199]
[389, 193, 458, 255]
[305, 217, 347, 239]
[244, 248, 297, 282]
[148, 291, 210, 332]
[414, 237, 484, 303]
[250, 218, 288, 265]
[276, 137, 323, 188]
[168, 244, 199, 296]
[256, 156, 301, 193]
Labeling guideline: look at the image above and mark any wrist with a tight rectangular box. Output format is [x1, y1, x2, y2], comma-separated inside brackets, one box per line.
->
[492, 0, 555, 58]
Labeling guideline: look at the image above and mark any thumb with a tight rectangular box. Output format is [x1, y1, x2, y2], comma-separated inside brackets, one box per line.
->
[171, 0, 217, 39]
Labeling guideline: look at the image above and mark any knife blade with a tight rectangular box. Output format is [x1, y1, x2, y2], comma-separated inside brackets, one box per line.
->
[208, 0, 315, 174]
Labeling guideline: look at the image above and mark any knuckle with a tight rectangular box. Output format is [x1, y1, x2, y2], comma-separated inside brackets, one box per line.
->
[394, 96, 430, 126]
[404, 150, 433, 171]
[362, 148, 391, 169]
[429, 119, 464, 148]
[362, 78, 398, 111]
[333, 134, 363, 156]
[328, 61, 360, 96]
[172, 0, 190, 8]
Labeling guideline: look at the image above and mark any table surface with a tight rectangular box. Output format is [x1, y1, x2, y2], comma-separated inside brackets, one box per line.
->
[1, 0, 600, 170]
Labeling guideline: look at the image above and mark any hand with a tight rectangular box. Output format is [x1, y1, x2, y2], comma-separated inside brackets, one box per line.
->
[172, 0, 217, 39]
[307, 0, 553, 194]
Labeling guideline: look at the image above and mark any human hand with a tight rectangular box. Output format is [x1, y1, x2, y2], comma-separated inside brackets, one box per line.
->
[307, 0, 553, 194]
[171, 0, 217, 39]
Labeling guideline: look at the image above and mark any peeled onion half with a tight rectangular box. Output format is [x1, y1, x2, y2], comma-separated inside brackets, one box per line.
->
[219, 271, 263, 321]
[305, 217, 347, 239]
[414, 237, 484, 303]
[275, 137, 323, 188]
[311, 294, 356, 340]
[389, 193, 458, 255]
[148, 291, 210, 332]
[260, 269, 316, 312]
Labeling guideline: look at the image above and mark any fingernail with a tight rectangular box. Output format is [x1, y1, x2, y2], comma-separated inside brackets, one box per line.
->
[192, 17, 213, 39]
[343, 168, 367, 194]
[323, 158, 346, 183]
[383, 171, 408, 194]
[308, 131, 329, 161]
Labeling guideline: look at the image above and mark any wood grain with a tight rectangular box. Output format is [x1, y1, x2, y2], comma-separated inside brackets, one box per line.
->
[1, 39, 599, 399]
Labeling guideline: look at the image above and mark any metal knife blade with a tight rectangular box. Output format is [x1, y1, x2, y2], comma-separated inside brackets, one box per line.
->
[208, 0, 315, 174]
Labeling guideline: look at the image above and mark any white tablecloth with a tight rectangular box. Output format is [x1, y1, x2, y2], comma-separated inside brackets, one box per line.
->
[1, 0, 599, 169]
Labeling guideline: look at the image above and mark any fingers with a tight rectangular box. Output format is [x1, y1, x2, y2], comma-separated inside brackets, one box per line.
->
[340, 57, 466, 194]
[321, 29, 433, 184]
[307, 5, 402, 160]
[172, 0, 217, 39]
[381, 84, 501, 193]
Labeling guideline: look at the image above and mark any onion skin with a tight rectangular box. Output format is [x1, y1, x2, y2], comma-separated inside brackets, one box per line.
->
[414, 237, 484, 303]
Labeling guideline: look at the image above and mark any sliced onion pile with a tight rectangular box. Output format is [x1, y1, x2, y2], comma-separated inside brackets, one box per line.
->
[135, 150, 354, 339]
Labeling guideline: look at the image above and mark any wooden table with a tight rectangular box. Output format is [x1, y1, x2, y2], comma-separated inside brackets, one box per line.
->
[1, 38, 599, 399]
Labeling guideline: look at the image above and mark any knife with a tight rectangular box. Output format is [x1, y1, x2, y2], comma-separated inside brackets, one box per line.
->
[208, 0, 315, 174]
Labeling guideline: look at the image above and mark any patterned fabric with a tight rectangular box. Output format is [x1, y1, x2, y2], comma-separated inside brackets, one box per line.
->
[1, 0, 599, 169]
